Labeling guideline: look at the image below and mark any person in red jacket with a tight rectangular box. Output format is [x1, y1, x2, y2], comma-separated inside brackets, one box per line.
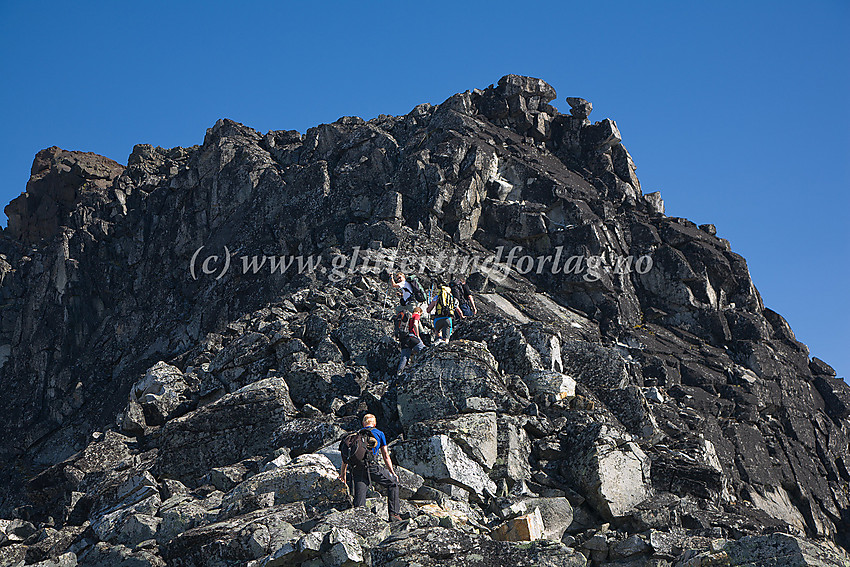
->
[398, 306, 425, 374]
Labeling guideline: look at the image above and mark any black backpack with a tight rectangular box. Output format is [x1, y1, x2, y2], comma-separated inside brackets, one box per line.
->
[406, 276, 427, 302]
[339, 428, 377, 470]
[450, 280, 468, 306]
[394, 310, 412, 341]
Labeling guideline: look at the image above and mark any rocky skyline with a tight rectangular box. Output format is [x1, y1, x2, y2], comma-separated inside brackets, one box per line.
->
[0, 75, 847, 566]
[2, 3, 847, 386]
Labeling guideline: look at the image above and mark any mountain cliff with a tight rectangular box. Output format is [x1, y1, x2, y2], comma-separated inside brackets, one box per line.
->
[0, 75, 847, 566]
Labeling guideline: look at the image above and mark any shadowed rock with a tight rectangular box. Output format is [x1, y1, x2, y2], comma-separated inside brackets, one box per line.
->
[153, 377, 297, 484]
[0, 74, 847, 564]
[5, 146, 124, 243]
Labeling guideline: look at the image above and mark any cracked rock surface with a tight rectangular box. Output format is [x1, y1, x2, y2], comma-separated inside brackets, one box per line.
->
[0, 74, 847, 566]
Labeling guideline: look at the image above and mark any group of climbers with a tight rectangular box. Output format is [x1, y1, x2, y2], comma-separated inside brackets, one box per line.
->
[391, 271, 478, 374]
[337, 273, 480, 522]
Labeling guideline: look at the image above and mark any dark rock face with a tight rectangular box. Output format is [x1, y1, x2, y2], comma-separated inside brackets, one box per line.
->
[4, 146, 124, 243]
[0, 75, 847, 566]
[151, 377, 297, 484]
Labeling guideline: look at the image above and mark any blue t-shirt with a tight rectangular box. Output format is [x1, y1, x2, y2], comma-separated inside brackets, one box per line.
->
[365, 427, 387, 456]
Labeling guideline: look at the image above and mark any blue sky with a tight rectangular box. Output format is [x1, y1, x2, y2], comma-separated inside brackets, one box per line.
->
[1, 1, 848, 380]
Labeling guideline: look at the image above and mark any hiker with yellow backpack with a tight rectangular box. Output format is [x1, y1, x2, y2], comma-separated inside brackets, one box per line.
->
[426, 277, 465, 344]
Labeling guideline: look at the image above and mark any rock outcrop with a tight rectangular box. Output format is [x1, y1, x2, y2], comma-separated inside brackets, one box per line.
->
[0, 74, 847, 566]
[4, 146, 124, 243]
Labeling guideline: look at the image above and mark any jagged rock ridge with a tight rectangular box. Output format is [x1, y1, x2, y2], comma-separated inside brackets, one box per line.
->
[0, 74, 847, 566]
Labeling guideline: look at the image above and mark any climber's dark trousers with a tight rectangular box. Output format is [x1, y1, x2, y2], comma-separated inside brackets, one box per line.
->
[352, 463, 400, 516]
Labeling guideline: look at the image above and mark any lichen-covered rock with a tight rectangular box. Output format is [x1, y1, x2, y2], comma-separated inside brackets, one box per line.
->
[521, 497, 574, 542]
[565, 97, 592, 119]
[210, 460, 259, 493]
[78, 542, 165, 567]
[317, 507, 391, 548]
[523, 370, 576, 403]
[473, 323, 541, 377]
[491, 507, 544, 542]
[272, 418, 346, 458]
[559, 411, 650, 519]
[324, 525, 366, 566]
[609, 534, 651, 560]
[28, 551, 79, 567]
[0, 544, 26, 566]
[393, 435, 496, 503]
[157, 495, 214, 544]
[163, 504, 306, 567]
[333, 317, 393, 368]
[651, 438, 731, 503]
[4, 146, 124, 243]
[284, 359, 364, 413]
[371, 527, 587, 566]
[88, 470, 161, 545]
[492, 415, 531, 486]
[210, 332, 274, 375]
[25, 430, 138, 523]
[0, 518, 37, 542]
[126, 361, 193, 427]
[396, 341, 514, 428]
[407, 412, 498, 471]
[814, 375, 850, 420]
[154, 377, 296, 484]
[394, 466, 425, 500]
[559, 341, 658, 438]
[262, 451, 293, 472]
[14, 524, 86, 564]
[696, 532, 850, 566]
[219, 454, 348, 518]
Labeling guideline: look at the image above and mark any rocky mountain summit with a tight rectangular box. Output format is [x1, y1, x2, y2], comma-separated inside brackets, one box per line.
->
[0, 74, 848, 566]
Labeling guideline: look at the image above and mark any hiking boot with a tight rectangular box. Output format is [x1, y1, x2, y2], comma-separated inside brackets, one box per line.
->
[389, 514, 403, 522]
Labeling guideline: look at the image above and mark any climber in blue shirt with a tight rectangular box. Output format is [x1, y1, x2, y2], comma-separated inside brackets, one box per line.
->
[338, 413, 401, 521]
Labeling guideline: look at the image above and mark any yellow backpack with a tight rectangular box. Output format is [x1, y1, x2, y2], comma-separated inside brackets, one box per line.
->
[435, 285, 456, 317]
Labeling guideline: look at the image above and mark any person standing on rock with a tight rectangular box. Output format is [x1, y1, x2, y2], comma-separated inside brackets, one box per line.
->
[338, 414, 401, 522]
[397, 306, 425, 375]
[391, 272, 426, 314]
[449, 274, 477, 317]
[427, 279, 465, 344]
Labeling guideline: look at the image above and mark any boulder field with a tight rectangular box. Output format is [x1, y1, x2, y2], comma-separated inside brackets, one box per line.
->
[0, 75, 847, 566]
